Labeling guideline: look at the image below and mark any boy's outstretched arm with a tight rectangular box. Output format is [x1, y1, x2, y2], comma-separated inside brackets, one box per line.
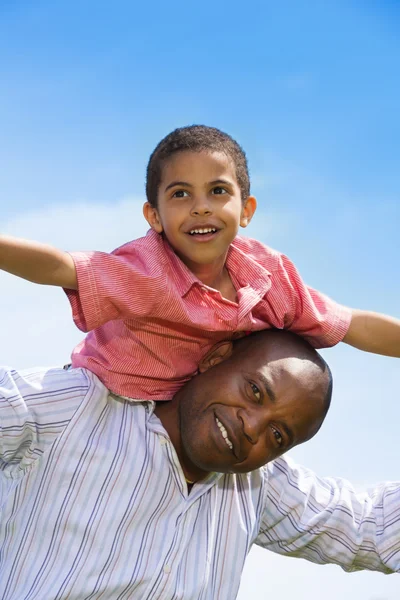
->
[0, 235, 77, 290]
[343, 309, 400, 357]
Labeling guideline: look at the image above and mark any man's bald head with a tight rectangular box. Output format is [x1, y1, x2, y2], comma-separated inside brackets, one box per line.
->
[156, 329, 333, 483]
[231, 329, 332, 419]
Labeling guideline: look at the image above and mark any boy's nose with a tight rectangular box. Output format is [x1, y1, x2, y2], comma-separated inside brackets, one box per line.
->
[190, 196, 213, 216]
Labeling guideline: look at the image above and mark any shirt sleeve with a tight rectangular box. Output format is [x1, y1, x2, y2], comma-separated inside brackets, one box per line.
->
[273, 254, 352, 347]
[64, 242, 166, 332]
[0, 367, 89, 479]
[255, 455, 400, 573]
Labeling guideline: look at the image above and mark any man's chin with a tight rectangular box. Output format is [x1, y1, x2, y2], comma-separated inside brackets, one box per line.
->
[183, 442, 233, 475]
[180, 412, 235, 474]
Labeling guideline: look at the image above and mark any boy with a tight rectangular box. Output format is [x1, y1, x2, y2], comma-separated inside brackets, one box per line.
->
[1, 125, 399, 414]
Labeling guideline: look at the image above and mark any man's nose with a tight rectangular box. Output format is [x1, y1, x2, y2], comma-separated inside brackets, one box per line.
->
[190, 195, 212, 216]
[237, 407, 267, 445]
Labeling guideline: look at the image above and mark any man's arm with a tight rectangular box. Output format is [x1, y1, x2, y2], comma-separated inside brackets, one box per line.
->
[343, 309, 400, 358]
[0, 235, 77, 289]
[256, 455, 400, 573]
[0, 366, 88, 476]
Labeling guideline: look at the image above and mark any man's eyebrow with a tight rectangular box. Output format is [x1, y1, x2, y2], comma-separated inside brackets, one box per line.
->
[258, 373, 294, 446]
[280, 421, 294, 447]
[258, 373, 276, 404]
[164, 181, 193, 192]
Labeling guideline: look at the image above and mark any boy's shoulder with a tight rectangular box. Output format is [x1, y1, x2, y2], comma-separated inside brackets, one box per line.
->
[111, 229, 169, 266]
[232, 235, 283, 272]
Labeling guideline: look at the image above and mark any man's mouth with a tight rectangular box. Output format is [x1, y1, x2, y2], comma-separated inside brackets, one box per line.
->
[215, 416, 233, 451]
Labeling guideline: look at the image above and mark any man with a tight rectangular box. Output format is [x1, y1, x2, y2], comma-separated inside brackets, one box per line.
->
[0, 330, 398, 600]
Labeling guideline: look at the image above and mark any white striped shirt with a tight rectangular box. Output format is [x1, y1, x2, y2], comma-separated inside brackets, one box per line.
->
[0, 366, 399, 600]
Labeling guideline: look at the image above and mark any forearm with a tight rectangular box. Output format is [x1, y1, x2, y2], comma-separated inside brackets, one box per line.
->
[343, 309, 400, 357]
[258, 457, 400, 573]
[0, 235, 77, 289]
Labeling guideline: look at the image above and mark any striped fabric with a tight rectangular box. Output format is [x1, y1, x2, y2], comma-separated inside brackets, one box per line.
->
[65, 229, 351, 399]
[0, 367, 398, 600]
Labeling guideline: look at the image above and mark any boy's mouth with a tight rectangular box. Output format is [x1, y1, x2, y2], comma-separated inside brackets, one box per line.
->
[188, 227, 217, 236]
[188, 227, 219, 243]
[186, 226, 220, 241]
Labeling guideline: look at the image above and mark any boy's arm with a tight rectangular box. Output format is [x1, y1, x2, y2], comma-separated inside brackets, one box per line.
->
[343, 309, 400, 357]
[0, 235, 77, 290]
[273, 253, 399, 356]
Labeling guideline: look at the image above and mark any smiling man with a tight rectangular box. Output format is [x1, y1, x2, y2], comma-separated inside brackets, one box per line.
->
[0, 330, 399, 600]
[156, 330, 331, 481]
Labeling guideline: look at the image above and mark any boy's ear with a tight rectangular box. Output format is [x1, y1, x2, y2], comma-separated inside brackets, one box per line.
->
[143, 202, 163, 233]
[240, 195, 257, 228]
[198, 341, 233, 373]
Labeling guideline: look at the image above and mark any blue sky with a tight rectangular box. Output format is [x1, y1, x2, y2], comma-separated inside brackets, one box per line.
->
[0, 1, 399, 598]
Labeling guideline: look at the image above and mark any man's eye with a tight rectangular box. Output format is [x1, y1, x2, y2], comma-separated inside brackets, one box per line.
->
[250, 382, 261, 402]
[172, 190, 189, 198]
[271, 427, 283, 447]
[211, 186, 227, 195]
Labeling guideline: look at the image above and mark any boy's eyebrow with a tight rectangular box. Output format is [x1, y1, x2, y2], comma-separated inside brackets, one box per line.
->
[164, 179, 234, 192]
[209, 178, 233, 186]
[165, 181, 193, 192]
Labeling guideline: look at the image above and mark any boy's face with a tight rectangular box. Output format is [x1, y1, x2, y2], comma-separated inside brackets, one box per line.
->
[143, 151, 256, 271]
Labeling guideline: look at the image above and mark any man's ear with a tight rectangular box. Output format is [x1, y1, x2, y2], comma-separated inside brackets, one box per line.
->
[143, 202, 163, 233]
[198, 341, 233, 373]
[240, 195, 257, 228]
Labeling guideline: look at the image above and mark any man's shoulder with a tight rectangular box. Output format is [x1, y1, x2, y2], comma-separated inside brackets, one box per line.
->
[232, 235, 283, 271]
[0, 366, 93, 411]
[0, 366, 99, 475]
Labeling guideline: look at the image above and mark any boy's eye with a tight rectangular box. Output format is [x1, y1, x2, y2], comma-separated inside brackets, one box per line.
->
[271, 426, 283, 447]
[211, 186, 227, 195]
[172, 190, 189, 198]
[250, 382, 261, 402]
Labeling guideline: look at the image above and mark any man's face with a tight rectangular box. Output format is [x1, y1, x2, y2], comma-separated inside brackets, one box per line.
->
[177, 338, 327, 474]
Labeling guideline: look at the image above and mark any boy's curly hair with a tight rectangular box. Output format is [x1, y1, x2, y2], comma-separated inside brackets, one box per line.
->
[146, 125, 250, 208]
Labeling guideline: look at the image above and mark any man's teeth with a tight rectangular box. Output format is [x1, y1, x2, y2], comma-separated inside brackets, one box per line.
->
[215, 417, 233, 450]
[189, 228, 217, 235]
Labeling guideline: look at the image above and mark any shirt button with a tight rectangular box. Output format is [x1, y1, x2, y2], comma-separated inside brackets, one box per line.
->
[163, 564, 171, 574]
[160, 438, 167, 446]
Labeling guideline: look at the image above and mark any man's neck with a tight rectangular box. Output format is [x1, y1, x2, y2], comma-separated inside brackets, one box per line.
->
[154, 400, 208, 484]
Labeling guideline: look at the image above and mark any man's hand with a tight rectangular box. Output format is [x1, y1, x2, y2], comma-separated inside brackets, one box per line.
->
[343, 308, 400, 357]
[0, 235, 78, 290]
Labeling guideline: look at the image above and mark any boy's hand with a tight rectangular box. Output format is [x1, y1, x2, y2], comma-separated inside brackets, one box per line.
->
[0, 235, 78, 290]
[343, 309, 400, 358]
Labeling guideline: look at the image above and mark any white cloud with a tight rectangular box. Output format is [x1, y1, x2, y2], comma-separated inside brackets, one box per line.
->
[3, 196, 149, 250]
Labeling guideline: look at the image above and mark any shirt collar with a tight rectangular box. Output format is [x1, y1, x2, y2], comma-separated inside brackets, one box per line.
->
[161, 234, 202, 296]
[150, 230, 272, 298]
[227, 237, 272, 296]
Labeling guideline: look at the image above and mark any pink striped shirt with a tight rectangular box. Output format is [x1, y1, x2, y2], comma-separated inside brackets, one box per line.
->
[66, 229, 351, 400]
